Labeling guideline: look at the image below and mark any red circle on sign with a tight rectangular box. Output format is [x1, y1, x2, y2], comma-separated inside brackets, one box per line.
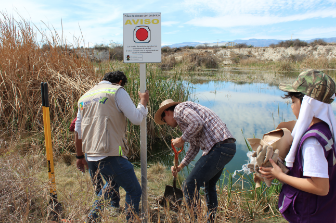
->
[136, 28, 148, 41]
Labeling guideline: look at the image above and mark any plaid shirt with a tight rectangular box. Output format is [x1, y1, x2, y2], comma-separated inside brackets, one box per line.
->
[174, 101, 235, 166]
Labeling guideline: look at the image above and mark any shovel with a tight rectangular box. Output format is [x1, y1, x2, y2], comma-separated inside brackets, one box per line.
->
[159, 141, 184, 209]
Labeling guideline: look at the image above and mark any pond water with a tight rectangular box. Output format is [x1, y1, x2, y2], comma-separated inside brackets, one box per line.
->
[147, 69, 336, 183]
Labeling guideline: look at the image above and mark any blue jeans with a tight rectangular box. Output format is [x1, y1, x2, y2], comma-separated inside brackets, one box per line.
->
[183, 142, 236, 222]
[85, 154, 104, 196]
[87, 156, 142, 221]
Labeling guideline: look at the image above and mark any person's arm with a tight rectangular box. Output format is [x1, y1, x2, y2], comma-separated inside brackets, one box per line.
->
[171, 142, 200, 177]
[259, 159, 329, 196]
[74, 109, 82, 139]
[176, 106, 204, 143]
[115, 88, 149, 125]
[170, 106, 203, 176]
[74, 109, 88, 173]
[75, 131, 88, 173]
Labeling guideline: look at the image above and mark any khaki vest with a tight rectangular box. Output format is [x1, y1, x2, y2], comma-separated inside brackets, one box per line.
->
[78, 83, 129, 157]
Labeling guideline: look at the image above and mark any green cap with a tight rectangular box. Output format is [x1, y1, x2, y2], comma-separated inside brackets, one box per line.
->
[279, 69, 336, 104]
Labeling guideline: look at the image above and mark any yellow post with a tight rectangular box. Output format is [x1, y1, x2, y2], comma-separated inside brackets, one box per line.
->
[42, 82, 57, 197]
[41, 82, 61, 220]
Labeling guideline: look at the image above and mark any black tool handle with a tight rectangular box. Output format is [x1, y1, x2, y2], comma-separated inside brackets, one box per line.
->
[41, 82, 45, 106]
[173, 177, 177, 188]
[43, 83, 49, 107]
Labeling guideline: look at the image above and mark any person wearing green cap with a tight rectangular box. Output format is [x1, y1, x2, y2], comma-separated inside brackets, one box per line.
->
[259, 69, 336, 222]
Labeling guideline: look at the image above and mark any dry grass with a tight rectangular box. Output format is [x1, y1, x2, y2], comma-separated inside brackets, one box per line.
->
[0, 151, 47, 222]
[159, 51, 219, 72]
[234, 56, 336, 72]
[0, 148, 287, 222]
[300, 57, 336, 70]
[0, 12, 98, 158]
[159, 55, 177, 70]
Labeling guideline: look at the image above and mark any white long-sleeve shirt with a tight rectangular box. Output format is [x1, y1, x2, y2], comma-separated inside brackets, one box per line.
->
[75, 81, 147, 160]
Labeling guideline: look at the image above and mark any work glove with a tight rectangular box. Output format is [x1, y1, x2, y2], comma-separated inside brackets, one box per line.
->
[250, 145, 289, 187]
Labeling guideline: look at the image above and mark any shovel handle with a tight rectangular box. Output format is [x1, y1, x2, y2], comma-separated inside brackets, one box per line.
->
[171, 140, 184, 155]
[173, 155, 178, 188]
[172, 140, 183, 189]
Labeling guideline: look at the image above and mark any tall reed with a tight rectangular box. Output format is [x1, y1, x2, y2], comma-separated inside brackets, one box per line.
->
[0, 13, 190, 157]
[0, 12, 97, 155]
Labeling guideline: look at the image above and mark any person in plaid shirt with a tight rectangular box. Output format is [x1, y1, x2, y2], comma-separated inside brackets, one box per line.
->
[155, 99, 236, 222]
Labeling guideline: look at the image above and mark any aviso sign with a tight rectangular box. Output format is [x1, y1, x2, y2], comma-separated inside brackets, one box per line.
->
[123, 13, 161, 63]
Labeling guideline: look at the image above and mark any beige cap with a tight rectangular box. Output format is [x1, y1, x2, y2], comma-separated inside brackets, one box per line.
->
[154, 99, 181, 125]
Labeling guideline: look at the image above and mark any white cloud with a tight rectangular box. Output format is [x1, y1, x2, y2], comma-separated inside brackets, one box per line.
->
[297, 27, 336, 36]
[2, 0, 125, 45]
[3, 0, 336, 45]
[162, 21, 179, 26]
[183, 0, 333, 15]
[185, 9, 336, 28]
[164, 30, 179, 35]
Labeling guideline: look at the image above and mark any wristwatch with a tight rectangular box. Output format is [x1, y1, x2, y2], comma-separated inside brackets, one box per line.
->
[76, 154, 85, 159]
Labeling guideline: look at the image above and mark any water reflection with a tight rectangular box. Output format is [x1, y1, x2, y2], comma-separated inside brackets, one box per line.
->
[146, 69, 336, 185]
[148, 78, 336, 178]
[186, 80, 336, 175]
[188, 81, 295, 174]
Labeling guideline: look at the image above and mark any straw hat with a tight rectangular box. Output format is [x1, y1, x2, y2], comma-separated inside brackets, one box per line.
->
[154, 99, 181, 125]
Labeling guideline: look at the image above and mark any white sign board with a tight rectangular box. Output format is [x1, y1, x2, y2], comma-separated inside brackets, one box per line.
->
[123, 13, 161, 63]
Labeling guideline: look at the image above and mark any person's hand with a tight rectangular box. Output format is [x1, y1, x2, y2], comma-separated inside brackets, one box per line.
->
[259, 158, 283, 181]
[138, 90, 149, 107]
[171, 165, 183, 177]
[172, 137, 185, 148]
[76, 158, 88, 173]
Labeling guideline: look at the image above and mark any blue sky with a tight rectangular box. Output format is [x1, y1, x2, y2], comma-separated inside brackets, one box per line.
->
[3, 0, 336, 46]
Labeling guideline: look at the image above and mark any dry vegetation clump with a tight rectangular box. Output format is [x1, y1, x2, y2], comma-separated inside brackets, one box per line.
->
[300, 57, 336, 70]
[159, 55, 177, 70]
[269, 39, 329, 49]
[270, 39, 308, 48]
[181, 52, 219, 70]
[276, 60, 295, 72]
[161, 46, 182, 56]
[233, 54, 336, 72]
[0, 12, 98, 155]
[239, 57, 262, 66]
[109, 46, 123, 61]
[309, 39, 328, 47]
[93, 44, 123, 61]
[0, 152, 47, 222]
[288, 54, 306, 62]
[235, 43, 251, 49]
[228, 52, 254, 65]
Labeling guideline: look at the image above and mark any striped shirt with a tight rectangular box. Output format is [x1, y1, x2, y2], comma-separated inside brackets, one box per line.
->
[174, 101, 235, 166]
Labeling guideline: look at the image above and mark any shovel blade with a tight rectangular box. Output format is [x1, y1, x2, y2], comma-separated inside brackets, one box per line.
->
[159, 185, 183, 209]
[164, 185, 183, 199]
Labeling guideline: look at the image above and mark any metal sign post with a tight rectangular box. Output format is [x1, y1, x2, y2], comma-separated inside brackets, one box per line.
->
[123, 12, 161, 222]
[139, 63, 147, 221]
